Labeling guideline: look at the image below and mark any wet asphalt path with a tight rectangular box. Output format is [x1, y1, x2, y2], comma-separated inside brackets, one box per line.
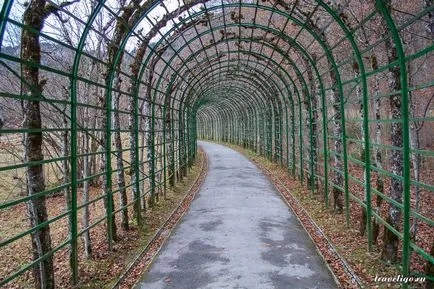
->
[135, 141, 337, 289]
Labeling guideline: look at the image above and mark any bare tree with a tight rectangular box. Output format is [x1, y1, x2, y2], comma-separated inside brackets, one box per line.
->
[100, 0, 142, 244]
[144, 51, 163, 207]
[404, 4, 434, 240]
[112, 76, 129, 231]
[302, 55, 319, 192]
[20, 0, 76, 286]
[128, 38, 145, 222]
[165, 78, 176, 187]
[371, 54, 384, 245]
[381, 0, 404, 263]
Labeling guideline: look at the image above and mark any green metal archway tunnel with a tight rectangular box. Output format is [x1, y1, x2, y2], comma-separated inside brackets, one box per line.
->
[0, 0, 433, 288]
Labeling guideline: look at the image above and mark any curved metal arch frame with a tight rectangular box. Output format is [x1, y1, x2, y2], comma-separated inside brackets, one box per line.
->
[161, 32, 331, 198]
[104, 1, 415, 282]
[0, 0, 430, 287]
[140, 15, 349, 186]
[115, 5, 349, 211]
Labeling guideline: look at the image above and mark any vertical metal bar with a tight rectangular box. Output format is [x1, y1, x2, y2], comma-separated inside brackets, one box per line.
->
[185, 106, 190, 170]
[291, 104, 296, 176]
[265, 111, 269, 158]
[269, 110, 272, 160]
[171, 105, 175, 185]
[279, 110, 283, 166]
[286, 99, 290, 170]
[338, 86, 350, 229]
[69, 48, 79, 289]
[69, 2, 103, 281]
[182, 105, 187, 175]
[376, 1, 411, 285]
[298, 101, 304, 183]
[150, 100, 156, 202]
[308, 93, 315, 192]
[106, 86, 114, 251]
[134, 84, 141, 225]
[163, 104, 167, 195]
[320, 81, 329, 208]
[187, 106, 192, 168]
[255, 110, 258, 152]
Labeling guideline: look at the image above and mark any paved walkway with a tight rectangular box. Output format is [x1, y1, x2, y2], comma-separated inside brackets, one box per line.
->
[136, 141, 337, 289]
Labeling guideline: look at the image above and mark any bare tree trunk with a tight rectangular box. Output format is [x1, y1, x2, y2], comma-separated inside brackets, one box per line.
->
[123, 0, 202, 211]
[303, 55, 318, 192]
[140, 118, 146, 211]
[81, 114, 92, 257]
[354, 63, 368, 235]
[409, 122, 421, 239]
[99, 92, 118, 242]
[100, 0, 149, 243]
[155, 108, 163, 202]
[112, 77, 129, 231]
[165, 88, 174, 187]
[89, 115, 99, 186]
[128, 43, 148, 217]
[21, 1, 54, 287]
[79, 38, 105, 258]
[382, 0, 403, 264]
[128, 80, 140, 222]
[408, 63, 419, 240]
[179, 110, 188, 179]
[329, 59, 344, 214]
[62, 86, 75, 278]
[311, 83, 319, 190]
[371, 55, 384, 245]
[144, 48, 169, 206]
[144, 95, 154, 206]
[291, 1, 349, 213]
[99, 1, 140, 243]
[129, 47, 156, 209]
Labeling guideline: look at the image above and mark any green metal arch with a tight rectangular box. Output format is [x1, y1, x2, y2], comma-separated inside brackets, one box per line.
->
[0, 0, 432, 287]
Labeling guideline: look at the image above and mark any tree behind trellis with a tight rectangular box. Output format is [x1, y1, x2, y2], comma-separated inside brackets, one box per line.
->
[20, 0, 75, 286]
[381, 0, 404, 264]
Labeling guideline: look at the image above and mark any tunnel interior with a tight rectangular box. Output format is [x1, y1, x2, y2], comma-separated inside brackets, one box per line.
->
[0, 0, 433, 287]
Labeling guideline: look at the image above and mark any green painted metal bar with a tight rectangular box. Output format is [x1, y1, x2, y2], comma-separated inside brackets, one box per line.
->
[69, 1, 105, 283]
[376, 0, 411, 285]
[1, 1, 433, 288]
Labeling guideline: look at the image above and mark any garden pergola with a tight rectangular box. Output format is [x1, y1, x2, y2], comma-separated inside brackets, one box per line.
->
[0, 0, 433, 287]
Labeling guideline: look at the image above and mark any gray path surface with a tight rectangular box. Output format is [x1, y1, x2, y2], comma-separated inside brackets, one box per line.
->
[136, 141, 337, 289]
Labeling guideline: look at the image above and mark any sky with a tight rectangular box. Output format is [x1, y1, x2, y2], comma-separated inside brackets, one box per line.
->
[1, 0, 204, 50]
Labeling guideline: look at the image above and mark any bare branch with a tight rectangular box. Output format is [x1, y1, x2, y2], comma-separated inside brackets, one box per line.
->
[43, 0, 79, 19]
[416, 93, 434, 131]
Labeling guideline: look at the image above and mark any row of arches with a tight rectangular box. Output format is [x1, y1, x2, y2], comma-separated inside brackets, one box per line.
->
[0, 0, 433, 287]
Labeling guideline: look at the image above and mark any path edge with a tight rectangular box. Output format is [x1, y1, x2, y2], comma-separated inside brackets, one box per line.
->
[219, 142, 364, 289]
[111, 146, 209, 289]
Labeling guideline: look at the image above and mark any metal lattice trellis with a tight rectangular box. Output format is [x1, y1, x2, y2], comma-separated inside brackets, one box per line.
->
[0, 0, 433, 288]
